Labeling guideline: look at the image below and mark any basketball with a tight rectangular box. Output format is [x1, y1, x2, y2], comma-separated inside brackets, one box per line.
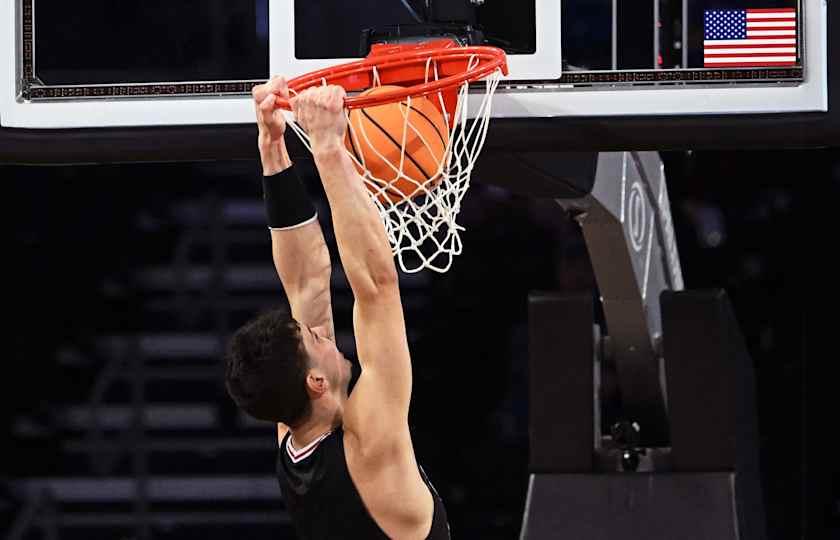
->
[345, 86, 450, 204]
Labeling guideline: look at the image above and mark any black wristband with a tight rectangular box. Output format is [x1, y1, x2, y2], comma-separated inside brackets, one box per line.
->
[262, 165, 317, 230]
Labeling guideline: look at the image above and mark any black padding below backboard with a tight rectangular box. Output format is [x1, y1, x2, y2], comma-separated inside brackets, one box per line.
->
[528, 293, 595, 473]
[661, 289, 767, 540]
[472, 152, 598, 199]
[662, 289, 761, 472]
[521, 473, 746, 540]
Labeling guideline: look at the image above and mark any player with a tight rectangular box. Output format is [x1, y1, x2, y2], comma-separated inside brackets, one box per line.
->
[224, 76, 450, 540]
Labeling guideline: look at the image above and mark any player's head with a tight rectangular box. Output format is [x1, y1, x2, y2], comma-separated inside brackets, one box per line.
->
[225, 308, 352, 426]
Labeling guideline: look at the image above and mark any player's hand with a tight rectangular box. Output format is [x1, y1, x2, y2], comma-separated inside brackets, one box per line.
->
[253, 76, 292, 174]
[291, 86, 347, 153]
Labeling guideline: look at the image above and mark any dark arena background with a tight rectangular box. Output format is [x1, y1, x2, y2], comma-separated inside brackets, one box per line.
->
[2, 151, 838, 539]
[2, 1, 840, 539]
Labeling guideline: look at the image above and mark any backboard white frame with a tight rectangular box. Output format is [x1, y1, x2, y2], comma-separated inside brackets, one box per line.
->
[0, 0, 829, 129]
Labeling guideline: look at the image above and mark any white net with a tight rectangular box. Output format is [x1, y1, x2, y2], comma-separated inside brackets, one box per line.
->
[286, 55, 503, 273]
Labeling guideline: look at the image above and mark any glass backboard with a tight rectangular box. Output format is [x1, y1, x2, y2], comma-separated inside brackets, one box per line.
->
[0, 0, 830, 130]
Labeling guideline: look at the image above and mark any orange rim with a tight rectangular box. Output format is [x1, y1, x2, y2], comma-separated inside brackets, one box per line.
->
[274, 41, 508, 111]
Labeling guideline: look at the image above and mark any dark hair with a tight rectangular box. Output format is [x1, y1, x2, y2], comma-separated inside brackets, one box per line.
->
[224, 308, 311, 425]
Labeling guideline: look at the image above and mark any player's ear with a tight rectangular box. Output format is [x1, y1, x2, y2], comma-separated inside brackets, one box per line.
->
[305, 369, 328, 397]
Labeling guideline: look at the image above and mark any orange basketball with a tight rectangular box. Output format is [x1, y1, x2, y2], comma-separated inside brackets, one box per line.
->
[345, 86, 449, 204]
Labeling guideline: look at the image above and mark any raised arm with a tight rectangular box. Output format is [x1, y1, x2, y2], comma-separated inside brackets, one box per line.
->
[253, 77, 334, 338]
[253, 78, 334, 442]
[291, 87, 412, 442]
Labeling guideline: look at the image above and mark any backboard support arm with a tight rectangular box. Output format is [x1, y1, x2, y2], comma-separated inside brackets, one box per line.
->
[557, 151, 682, 447]
[518, 151, 766, 539]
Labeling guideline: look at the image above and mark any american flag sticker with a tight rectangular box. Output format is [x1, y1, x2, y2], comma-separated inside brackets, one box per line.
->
[703, 8, 797, 67]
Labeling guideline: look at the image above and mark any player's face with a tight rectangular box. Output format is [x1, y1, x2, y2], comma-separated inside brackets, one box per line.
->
[302, 325, 352, 395]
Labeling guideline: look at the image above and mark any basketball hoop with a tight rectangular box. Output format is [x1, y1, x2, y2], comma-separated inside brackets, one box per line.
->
[275, 40, 508, 273]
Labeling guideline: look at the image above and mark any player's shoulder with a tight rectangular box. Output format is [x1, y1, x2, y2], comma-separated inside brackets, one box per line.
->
[342, 409, 412, 464]
[343, 429, 419, 499]
[276, 423, 290, 447]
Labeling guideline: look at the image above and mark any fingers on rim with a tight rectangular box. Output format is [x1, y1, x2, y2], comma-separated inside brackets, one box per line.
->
[258, 95, 276, 123]
[257, 94, 277, 125]
[289, 93, 303, 115]
[254, 76, 289, 100]
[291, 85, 346, 117]
[289, 95, 304, 123]
[276, 77, 290, 99]
[270, 76, 288, 92]
[260, 92, 276, 108]
[332, 86, 345, 110]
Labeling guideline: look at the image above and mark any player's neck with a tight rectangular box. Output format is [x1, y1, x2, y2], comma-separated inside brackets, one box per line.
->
[291, 406, 342, 448]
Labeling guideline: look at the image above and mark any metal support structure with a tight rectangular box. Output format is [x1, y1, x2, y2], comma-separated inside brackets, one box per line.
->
[557, 151, 682, 446]
[519, 151, 765, 539]
[521, 287, 767, 540]
[471, 150, 682, 446]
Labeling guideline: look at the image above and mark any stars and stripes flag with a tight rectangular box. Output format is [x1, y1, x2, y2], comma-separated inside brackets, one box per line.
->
[703, 8, 798, 67]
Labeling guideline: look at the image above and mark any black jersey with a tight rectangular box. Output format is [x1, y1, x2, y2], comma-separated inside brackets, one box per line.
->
[277, 427, 450, 540]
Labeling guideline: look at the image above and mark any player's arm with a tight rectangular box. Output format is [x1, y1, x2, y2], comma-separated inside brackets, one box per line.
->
[253, 78, 334, 443]
[292, 87, 411, 443]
